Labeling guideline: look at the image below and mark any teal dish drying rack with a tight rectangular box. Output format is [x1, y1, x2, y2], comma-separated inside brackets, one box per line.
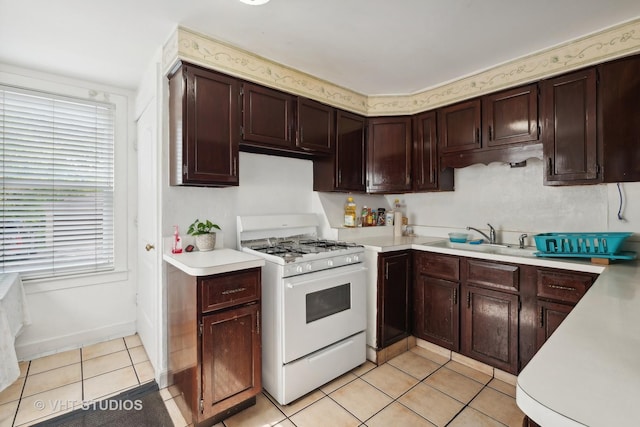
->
[533, 232, 636, 261]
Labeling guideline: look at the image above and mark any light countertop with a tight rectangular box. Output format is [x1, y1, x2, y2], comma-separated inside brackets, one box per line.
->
[515, 260, 640, 427]
[163, 248, 265, 276]
[352, 234, 639, 426]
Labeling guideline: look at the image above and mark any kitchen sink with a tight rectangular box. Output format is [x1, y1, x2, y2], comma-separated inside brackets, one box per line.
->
[424, 240, 539, 258]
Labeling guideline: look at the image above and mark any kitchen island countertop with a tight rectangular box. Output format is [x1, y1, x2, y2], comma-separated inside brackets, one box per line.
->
[350, 233, 640, 426]
[163, 248, 265, 276]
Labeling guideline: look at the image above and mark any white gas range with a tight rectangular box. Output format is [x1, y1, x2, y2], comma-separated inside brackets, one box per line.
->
[237, 214, 367, 405]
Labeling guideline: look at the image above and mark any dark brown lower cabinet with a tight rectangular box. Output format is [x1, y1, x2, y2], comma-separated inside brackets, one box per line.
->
[412, 250, 599, 376]
[377, 251, 411, 348]
[536, 299, 572, 347]
[523, 416, 542, 427]
[201, 304, 261, 420]
[168, 266, 262, 425]
[461, 285, 519, 374]
[413, 275, 459, 350]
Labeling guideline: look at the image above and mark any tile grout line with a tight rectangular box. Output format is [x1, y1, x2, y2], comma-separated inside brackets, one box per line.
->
[124, 338, 142, 385]
[10, 361, 30, 427]
[80, 348, 85, 402]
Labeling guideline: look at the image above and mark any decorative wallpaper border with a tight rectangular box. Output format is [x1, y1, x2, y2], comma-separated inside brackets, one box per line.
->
[163, 17, 640, 116]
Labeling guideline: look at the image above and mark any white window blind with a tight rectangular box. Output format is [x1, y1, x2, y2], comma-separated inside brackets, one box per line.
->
[0, 86, 115, 279]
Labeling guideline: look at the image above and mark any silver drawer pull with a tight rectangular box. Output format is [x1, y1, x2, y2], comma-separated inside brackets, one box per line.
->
[548, 284, 576, 291]
[221, 287, 247, 295]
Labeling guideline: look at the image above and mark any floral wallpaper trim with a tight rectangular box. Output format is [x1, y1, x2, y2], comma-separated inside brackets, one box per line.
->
[163, 18, 640, 116]
[163, 27, 368, 114]
[369, 18, 640, 115]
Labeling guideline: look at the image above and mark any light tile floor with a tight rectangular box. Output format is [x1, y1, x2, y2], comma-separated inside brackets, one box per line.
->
[0, 337, 526, 427]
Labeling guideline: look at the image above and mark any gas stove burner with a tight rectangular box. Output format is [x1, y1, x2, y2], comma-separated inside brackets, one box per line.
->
[298, 239, 360, 249]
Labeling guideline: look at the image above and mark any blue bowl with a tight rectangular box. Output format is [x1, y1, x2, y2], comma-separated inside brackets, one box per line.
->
[448, 233, 469, 243]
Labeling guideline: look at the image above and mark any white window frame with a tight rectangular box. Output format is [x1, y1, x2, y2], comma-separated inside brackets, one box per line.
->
[0, 65, 131, 290]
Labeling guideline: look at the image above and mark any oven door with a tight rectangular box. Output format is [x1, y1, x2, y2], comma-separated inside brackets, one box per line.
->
[282, 263, 366, 363]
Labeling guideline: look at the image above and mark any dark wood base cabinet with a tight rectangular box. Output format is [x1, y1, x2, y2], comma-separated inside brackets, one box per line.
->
[168, 266, 262, 426]
[461, 285, 519, 374]
[413, 252, 460, 350]
[377, 251, 411, 349]
[412, 251, 598, 375]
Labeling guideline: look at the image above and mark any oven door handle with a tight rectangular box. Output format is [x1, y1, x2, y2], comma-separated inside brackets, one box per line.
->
[285, 265, 366, 289]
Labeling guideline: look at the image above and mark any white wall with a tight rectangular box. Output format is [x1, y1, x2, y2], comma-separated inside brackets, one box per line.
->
[394, 158, 640, 245]
[305, 156, 640, 247]
[162, 152, 316, 248]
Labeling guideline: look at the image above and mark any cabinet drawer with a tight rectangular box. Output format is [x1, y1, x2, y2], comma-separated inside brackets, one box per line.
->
[414, 252, 459, 281]
[465, 259, 519, 292]
[536, 270, 594, 304]
[200, 268, 261, 313]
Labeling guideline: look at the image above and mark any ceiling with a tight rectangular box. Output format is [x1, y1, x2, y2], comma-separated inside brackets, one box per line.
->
[2, 0, 640, 95]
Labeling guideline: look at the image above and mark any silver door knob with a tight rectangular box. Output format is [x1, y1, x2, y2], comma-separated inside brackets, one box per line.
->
[145, 244, 155, 251]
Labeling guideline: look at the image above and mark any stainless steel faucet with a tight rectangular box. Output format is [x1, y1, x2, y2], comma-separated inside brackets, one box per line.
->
[467, 223, 496, 244]
[519, 234, 528, 249]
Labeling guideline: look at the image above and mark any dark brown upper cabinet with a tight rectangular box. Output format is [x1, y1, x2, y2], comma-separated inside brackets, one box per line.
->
[241, 82, 295, 149]
[541, 68, 598, 185]
[413, 110, 453, 192]
[483, 84, 539, 148]
[438, 99, 482, 154]
[597, 54, 640, 183]
[168, 61, 240, 187]
[240, 84, 333, 157]
[313, 110, 366, 192]
[297, 97, 335, 154]
[439, 85, 542, 169]
[366, 116, 412, 193]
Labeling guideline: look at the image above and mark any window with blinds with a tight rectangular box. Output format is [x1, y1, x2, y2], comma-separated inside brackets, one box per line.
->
[0, 86, 115, 279]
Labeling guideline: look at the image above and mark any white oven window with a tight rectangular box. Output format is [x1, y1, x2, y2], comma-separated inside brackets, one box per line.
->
[305, 283, 351, 323]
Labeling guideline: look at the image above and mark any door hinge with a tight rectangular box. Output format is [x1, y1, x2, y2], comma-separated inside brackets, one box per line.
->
[240, 125, 244, 138]
[182, 163, 188, 176]
[596, 164, 601, 175]
[199, 321, 203, 337]
[518, 300, 522, 312]
[199, 398, 204, 414]
[240, 86, 244, 96]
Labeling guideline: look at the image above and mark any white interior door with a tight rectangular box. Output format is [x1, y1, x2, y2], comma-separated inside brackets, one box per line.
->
[136, 97, 160, 378]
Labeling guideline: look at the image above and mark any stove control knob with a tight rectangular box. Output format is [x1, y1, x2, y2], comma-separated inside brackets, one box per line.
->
[353, 254, 360, 263]
[296, 265, 304, 274]
[305, 263, 313, 271]
[327, 259, 334, 267]
[346, 256, 352, 263]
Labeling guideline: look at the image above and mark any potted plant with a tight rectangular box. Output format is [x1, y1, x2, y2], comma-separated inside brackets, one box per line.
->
[187, 219, 221, 252]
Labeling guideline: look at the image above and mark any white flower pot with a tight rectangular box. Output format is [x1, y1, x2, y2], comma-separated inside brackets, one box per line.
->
[195, 233, 216, 252]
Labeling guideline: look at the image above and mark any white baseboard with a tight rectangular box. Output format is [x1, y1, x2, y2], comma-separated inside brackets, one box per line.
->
[15, 320, 136, 361]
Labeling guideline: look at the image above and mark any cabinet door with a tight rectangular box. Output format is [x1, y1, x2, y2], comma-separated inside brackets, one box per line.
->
[241, 83, 294, 148]
[462, 285, 519, 374]
[413, 111, 454, 192]
[297, 97, 335, 154]
[598, 55, 640, 182]
[170, 64, 240, 186]
[367, 116, 412, 193]
[413, 274, 459, 351]
[536, 299, 573, 350]
[335, 110, 366, 191]
[438, 99, 481, 153]
[542, 68, 598, 185]
[201, 304, 261, 419]
[377, 251, 410, 348]
[483, 84, 539, 147]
